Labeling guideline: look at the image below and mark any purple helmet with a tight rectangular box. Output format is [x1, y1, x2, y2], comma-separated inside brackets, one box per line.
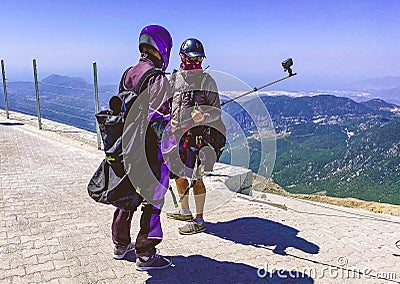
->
[139, 25, 173, 71]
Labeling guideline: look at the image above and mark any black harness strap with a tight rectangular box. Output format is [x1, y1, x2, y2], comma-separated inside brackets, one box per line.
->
[135, 68, 164, 95]
[119, 66, 164, 95]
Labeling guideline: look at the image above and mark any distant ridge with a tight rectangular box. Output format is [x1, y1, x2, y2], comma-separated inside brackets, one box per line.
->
[349, 76, 400, 90]
[42, 74, 90, 88]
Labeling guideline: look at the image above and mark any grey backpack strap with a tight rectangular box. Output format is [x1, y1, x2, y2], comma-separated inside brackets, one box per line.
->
[200, 72, 208, 90]
[118, 66, 133, 93]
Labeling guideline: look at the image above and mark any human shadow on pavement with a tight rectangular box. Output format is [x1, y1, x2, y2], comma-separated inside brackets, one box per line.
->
[0, 122, 24, 126]
[146, 254, 314, 283]
[205, 217, 319, 256]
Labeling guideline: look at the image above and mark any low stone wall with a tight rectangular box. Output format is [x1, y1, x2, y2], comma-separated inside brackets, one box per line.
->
[0, 109, 99, 147]
[211, 163, 252, 195]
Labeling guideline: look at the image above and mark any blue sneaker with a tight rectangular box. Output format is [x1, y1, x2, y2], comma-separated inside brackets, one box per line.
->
[135, 254, 172, 271]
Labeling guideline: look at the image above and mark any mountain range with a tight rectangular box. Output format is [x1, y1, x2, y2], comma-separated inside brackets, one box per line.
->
[2, 74, 399, 204]
[219, 93, 400, 205]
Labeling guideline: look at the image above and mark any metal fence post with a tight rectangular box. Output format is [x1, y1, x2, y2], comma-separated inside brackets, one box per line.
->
[1, 60, 10, 119]
[92, 62, 102, 150]
[32, 59, 42, 129]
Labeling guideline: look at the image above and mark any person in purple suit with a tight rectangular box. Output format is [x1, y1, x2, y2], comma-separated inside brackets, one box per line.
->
[111, 24, 174, 271]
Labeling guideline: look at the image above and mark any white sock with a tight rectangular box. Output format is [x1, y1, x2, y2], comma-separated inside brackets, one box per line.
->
[194, 217, 204, 224]
[139, 256, 149, 261]
[180, 209, 192, 215]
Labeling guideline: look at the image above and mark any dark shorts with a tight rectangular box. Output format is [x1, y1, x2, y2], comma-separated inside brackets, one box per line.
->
[173, 126, 221, 178]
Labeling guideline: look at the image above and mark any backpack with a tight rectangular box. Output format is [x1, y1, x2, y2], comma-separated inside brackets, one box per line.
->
[96, 67, 162, 159]
[87, 67, 163, 209]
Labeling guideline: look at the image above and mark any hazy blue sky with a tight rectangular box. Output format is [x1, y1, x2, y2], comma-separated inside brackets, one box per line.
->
[1, 0, 399, 90]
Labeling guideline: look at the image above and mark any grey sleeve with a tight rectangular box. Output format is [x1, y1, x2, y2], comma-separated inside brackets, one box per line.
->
[202, 77, 221, 124]
[171, 90, 181, 122]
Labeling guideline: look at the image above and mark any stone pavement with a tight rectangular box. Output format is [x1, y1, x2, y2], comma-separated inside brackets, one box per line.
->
[1, 111, 400, 283]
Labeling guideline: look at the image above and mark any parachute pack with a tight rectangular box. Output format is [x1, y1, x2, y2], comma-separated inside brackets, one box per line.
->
[87, 67, 163, 209]
[98, 67, 162, 158]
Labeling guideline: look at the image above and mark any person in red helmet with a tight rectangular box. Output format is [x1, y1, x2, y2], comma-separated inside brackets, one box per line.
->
[111, 24, 174, 271]
[167, 38, 226, 234]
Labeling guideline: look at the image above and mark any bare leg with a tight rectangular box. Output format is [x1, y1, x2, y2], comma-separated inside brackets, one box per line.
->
[175, 177, 189, 211]
[193, 179, 206, 219]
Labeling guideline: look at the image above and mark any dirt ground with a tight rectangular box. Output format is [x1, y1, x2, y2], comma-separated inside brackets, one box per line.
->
[252, 174, 400, 217]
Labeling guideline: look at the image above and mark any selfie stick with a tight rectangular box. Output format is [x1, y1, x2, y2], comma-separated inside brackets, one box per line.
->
[221, 58, 297, 106]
